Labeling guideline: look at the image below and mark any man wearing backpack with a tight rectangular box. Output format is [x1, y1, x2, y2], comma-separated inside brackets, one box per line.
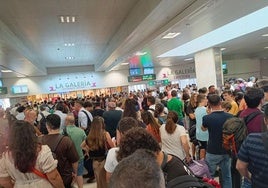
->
[239, 87, 264, 133]
[40, 114, 79, 188]
[74, 100, 94, 183]
[201, 94, 233, 188]
[37, 104, 50, 135]
[74, 100, 93, 133]
[237, 87, 265, 188]
[236, 106, 268, 188]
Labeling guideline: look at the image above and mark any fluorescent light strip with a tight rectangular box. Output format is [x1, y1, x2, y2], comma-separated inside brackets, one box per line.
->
[184, 58, 193, 61]
[265, 47, 268, 49]
[162, 32, 181, 39]
[262, 34, 268, 37]
[159, 6, 268, 57]
[121, 62, 129, 65]
[135, 52, 147, 56]
[1, 70, 13, 73]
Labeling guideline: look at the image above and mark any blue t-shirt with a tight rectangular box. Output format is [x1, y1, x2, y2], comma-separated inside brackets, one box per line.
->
[203, 111, 233, 154]
[238, 133, 268, 188]
[194, 106, 208, 141]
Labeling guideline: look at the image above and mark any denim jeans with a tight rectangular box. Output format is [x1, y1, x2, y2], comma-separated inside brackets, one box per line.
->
[241, 177, 252, 188]
[206, 152, 232, 188]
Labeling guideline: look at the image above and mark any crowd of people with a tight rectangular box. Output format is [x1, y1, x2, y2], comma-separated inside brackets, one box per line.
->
[0, 77, 268, 188]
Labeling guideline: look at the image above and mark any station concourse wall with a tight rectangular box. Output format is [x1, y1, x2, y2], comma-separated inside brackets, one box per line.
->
[1, 57, 264, 98]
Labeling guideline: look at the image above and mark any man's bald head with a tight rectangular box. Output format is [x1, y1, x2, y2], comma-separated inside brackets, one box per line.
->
[65, 113, 75, 126]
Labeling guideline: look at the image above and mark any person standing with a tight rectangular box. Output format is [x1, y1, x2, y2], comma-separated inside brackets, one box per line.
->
[160, 111, 191, 162]
[222, 90, 239, 116]
[74, 100, 93, 133]
[103, 102, 122, 139]
[81, 116, 115, 188]
[167, 90, 184, 126]
[74, 100, 94, 182]
[236, 106, 268, 188]
[194, 94, 208, 159]
[40, 114, 79, 188]
[201, 94, 233, 188]
[64, 113, 87, 188]
[0, 120, 64, 188]
[53, 102, 67, 131]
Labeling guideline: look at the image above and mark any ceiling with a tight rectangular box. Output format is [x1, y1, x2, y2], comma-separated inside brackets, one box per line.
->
[0, 0, 267, 78]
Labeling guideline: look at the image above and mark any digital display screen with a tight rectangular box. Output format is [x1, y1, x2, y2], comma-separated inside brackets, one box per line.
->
[11, 85, 29, 94]
[129, 68, 142, 76]
[0, 87, 7, 94]
[143, 67, 154, 75]
[128, 74, 156, 82]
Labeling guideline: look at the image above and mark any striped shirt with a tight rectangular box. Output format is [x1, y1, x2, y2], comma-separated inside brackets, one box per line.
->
[238, 133, 268, 188]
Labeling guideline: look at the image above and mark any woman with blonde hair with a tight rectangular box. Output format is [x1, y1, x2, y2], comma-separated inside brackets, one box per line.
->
[160, 111, 191, 162]
[81, 116, 115, 188]
[0, 120, 64, 188]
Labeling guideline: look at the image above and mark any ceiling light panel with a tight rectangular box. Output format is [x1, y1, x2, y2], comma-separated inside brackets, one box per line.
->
[59, 16, 76, 23]
[64, 43, 75, 46]
[1, 70, 13, 73]
[65, 56, 75, 60]
[162, 32, 181, 39]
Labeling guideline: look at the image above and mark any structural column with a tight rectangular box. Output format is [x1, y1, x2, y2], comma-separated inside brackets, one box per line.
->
[194, 48, 223, 89]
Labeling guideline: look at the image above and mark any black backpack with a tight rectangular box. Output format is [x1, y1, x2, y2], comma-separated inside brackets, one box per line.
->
[82, 110, 91, 135]
[39, 112, 48, 135]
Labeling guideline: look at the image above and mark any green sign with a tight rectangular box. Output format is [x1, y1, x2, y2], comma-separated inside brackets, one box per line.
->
[148, 81, 156, 86]
[161, 79, 169, 86]
[128, 74, 156, 82]
[0, 87, 8, 94]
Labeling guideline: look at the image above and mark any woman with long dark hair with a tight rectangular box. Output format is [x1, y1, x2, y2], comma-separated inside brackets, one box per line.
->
[81, 116, 115, 188]
[159, 111, 191, 162]
[0, 120, 64, 188]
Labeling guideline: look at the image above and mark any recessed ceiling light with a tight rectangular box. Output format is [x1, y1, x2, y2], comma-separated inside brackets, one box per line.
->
[65, 56, 75, 60]
[59, 16, 76, 23]
[64, 43, 75, 46]
[162, 32, 181, 39]
[265, 47, 268, 49]
[220, 48, 226, 51]
[1, 70, 13, 73]
[184, 58, 193, 61]
[262, 34, 268, 37]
